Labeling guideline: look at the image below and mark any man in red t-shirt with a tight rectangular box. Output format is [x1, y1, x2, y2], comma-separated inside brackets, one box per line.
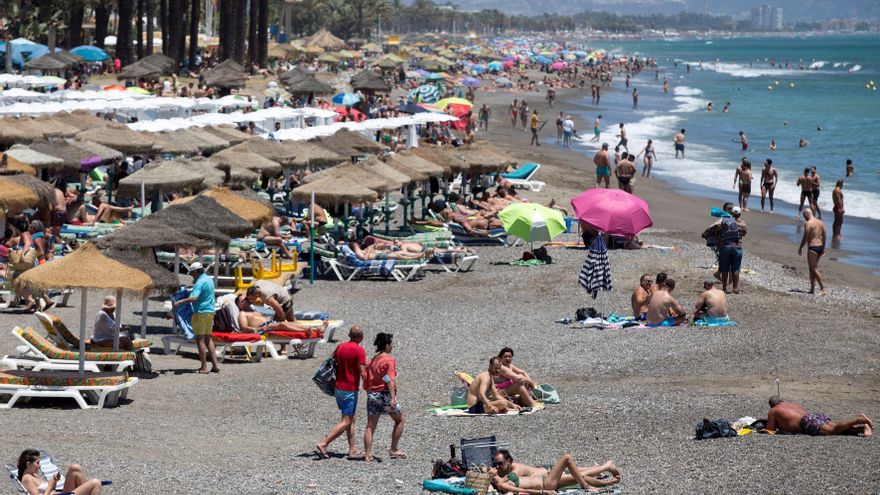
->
[316, 326, 366, 459]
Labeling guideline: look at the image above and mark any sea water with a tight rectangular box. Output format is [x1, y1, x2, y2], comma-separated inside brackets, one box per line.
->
[569, 35, 880, 272]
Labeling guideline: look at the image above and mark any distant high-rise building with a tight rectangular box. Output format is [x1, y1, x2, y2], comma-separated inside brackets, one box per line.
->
[751, 5, 783, 30]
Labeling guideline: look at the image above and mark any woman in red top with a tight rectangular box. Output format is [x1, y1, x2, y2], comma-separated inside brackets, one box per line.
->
[363, 333, 406, 462]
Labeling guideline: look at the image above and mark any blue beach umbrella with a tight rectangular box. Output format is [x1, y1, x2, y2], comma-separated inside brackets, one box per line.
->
[425, 73, 445, 81]
[70, 45, 111, 62]
[332, 92, 361, 106]
[487, 61, 503, 71]
[407, 84, 440, 104]
[534, 55, 553, 65]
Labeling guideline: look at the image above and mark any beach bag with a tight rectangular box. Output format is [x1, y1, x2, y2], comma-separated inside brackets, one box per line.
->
[212, 304, 235, 332]
[312, 354, 337, 396]
[720, 217, 740, 245]
[532, 246, 552, 264]
[576, 307, 598, 321]
[450, 386, 468, 407]
[532, 384, 560, 404]
[695, 418, 738, 440]
[432, 458, 467, 479]
[464, 469, 491, 495]
[9, 249, 37, 272]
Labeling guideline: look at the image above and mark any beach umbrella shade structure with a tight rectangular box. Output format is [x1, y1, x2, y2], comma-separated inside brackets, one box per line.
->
[152, 195, 255, 241]
[388, 152, 448, 178]
[570, 188, 653, 237]
[316, 53, 340, 64]
[2, 144, 63, 173]
[410, 146, 468, 176]
[202, 126, 251, 146]
[25, 53, 75, 72]
[0, 155, 37, 176]
[46, 110, 109, 132]
[436, 97, 473, 110]
[155, 128, 229, 155]
[350, 70, 391, 92]
[415, 103, 443, 113]
[424, 72, 445, 81]
[578, 235, 612, 302]
[117, 158, 206, 201]
[551, 61, 567, 70]
[96, 217, 212, 251]
[332, 92, 361, 106]
[304, 162, 401, 194]
[499, 202, 566, 247]
[396, 103, 431, 114]
[14, 242, 158, 372]
[361, 42, 382, 53]
[304, 29, 346, 51]
[211, 149, 283, 176]
[0, 177, 40, 214]
[76, 124, 164, 155]
[408, 85, 440, 103]
[183, 157, 258, 189]
[3, 174, 57, 212]
[199, 187, 274, 225]
[138, 53, 176, 72]
[460, 77, 480, 87]
[116, 61, 164, 80]
[291, 177, 379, 207]
[284, 141, 342, 168]
[28, 139, 121, 172]
[264, 87, 291, 100]
[284, 73, 334, 95]
[487, 61, 503, 72]
[310, 128, 383, 157]
[202, 60, 248, 89]
[31, 117, 81, 140]
[495, 77, 513, 88]
[70, 45, 110, 61]
[0, 118, 49, 145]
[227, 139, 298, 168]
[455, 143, 517, 174]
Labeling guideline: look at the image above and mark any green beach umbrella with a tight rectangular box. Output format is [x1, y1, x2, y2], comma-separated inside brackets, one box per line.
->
[499, 203, 566, 247]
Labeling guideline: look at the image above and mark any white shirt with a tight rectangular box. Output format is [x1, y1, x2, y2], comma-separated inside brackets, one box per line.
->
[563, 119, 574, 133]
[93, 311, 117, 342]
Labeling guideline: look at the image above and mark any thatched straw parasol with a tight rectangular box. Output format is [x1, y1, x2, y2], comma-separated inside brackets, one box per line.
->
[382, 156, 427, 182]
[3, 173, 56, 212]
[227, 139, 298, 167]
[456, 143, 517, 174]
[95, 217, 212, 251]
[25, 53, 73, 71]
[279, 67, 310, 85]
[358, 156, 413, 186]
[311, 128, 383, 157]
[203, 59, 248, 89]
[304, 162, 401, 193]
[117, 158, 206, 197]
[187, 158, 259, 188]
[211, 149, 283, 175]
[2, 144, 64, 171]
[202, 126, 251, 146]
[0, 118, 46, 145]
[202, 187, 273, 224]
[185, 127, 231, 153]
[389, 152, 448, 178]
[291, 177, 378, 206]
[0, 155, 37, 176]
[350, 69, 391, 92]
[28, 139, 121, 172]
[305, 29, 346, 51]
[76, 124, 164, 155]
[410, 145, 469, 174]
[287, 141, 342, 168]
[31, 117, 81, 139]
[0, 177, 40, 213]
[15, 243, 155, 295]
[116, 61, 163, 80]
[140, 53, 176, 72]
[284, 73, 334, 95]
[103, 248, 180, 294]
[152, 195, 255, 239]
[154, 128, 228, 155]
[49, 110, 109, 132]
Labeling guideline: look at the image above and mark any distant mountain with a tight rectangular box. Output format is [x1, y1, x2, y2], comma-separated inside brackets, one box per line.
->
[426, 0, 880, 21]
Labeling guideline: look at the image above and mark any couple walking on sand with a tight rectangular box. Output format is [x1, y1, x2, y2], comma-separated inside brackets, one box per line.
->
[315, 326, 406, 462]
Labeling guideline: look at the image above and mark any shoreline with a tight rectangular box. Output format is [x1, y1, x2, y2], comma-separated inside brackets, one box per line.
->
[475, 83, 880, 295]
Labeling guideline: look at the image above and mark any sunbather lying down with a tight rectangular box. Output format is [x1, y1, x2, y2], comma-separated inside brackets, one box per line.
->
[348, 242, 424, 261]
[72, 196, 133, 226]
[490, 449, 621, 495]
[235, 296, 328, 335]
[361, 237, 474, 256]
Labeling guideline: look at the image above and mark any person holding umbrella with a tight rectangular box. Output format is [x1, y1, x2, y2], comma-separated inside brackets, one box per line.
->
[173, 262, 219, 374]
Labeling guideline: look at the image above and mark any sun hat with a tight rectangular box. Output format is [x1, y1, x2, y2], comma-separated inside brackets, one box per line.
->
[731, 206, 742, 215]
[189, 262, 205, 271]
[102, 295, 116, 310]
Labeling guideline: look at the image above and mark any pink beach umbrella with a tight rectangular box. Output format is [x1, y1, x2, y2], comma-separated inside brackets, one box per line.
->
[551, 61, 567, 70]
[570, 188, 653, 236]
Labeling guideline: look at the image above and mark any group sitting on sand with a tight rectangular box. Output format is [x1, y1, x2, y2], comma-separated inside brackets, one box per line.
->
[466, 348, 540, 415]
[632, 272, 730, 326]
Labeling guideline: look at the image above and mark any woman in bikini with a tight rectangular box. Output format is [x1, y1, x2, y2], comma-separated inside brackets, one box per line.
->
[17, 449, 103, 495]
[637, 139, 656, 177]
[490, 453, 617, 495]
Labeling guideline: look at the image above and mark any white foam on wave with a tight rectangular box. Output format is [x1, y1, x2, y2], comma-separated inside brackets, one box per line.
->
[673, 86, 703, 97]
[698, 62, 806, 79]
[808, 61, 827, 69]
[849, 65, 862, 73]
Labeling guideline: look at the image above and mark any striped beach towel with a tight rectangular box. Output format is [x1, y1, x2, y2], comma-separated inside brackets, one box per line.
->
[339, 245, 397, 277]
[579, 236, 612, 299]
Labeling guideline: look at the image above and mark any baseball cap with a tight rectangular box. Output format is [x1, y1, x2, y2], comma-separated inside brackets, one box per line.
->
[731, 206, 742, 215]
[189, 262, 205, 271]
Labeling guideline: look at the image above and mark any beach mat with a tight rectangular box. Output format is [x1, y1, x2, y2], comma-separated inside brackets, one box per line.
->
[433, 403, 545, 416]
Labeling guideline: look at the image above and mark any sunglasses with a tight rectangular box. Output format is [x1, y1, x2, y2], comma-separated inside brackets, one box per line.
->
[492, 461, 505, 467]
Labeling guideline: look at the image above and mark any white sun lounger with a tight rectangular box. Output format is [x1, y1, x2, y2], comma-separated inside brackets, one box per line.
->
[0, 370, 138, 410]
[4, 327, 135, 373]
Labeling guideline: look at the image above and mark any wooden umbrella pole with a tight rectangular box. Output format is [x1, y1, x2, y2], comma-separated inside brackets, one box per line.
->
[140, 296, 148, 340]
[172, 249, 179, 334]
[114, 288, 123, 351]
[78, 289, 88, 376]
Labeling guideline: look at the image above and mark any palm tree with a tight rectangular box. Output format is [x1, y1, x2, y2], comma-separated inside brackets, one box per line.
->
[94, 0, 113, 49]
[117, 0, 135, 65]
[188, 0, 200, 69]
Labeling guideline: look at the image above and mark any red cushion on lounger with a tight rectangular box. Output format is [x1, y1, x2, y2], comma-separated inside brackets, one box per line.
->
[211, 332, 262, 343]
[266, 330, 323, 340]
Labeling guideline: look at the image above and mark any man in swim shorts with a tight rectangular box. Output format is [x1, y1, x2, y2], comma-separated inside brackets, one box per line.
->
[615, 123, 628, 152]
[738, 131, 748, 151]
[466, 357, 519, 415]
[798, 209, 827, 296]
[615, 153, 637, 194]
[766, 396, 872, 436]
[760, 159, 778, 211]
[591, 115, 602, 142]
[693, 280, 729, 323]
[594, 143, 612, 188]
[631, 274, 653, 319]
[646, 279, 687, 327]
[832, 180, 844, 241]
[674, 129, 686, 158]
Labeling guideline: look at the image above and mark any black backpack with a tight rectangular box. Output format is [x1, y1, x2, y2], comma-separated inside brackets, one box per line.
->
[432, 458, 467, 479]
[695, 418, 738, 440]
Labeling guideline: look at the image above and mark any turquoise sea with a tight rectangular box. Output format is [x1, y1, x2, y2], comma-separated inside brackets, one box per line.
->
[571, 35, 880, 271]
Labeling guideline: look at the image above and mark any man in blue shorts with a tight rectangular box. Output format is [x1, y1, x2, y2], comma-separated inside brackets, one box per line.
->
[172, 262, 218, 374]
[593, 143, 612, 188]
[316, 326, 367, 459]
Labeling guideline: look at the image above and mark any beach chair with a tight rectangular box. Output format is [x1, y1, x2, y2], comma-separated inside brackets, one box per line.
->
[319, 245, 427, 282]
[6, 451, 112, 493]
[3, 327, 135, 373]
[0, 369, 137, 410]
[428, 251, 479, 273]
[35, 312, 153, 372]
[446, 222, 509, 246]
[501, 162, 545, 192]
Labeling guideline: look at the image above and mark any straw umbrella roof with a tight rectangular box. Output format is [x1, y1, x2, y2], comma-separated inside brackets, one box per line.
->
[95, 217, 212, 251]
[153, 195, 255, 239]
[284, 73, 334, 95]
[15, 243, 156, 295]
[279, 67, 310, 85]
[155, 128, 229, 155]
[303, 45, 324, 55]
[305, 29, 346, 51]
[2, 144, 64, 171]
[202, 125, 251, 146]
[185, 127, 231, 153]
[227, 139, 298, 167]
[0, 155, 37, 176]
[288, 140, 342, 168]
[350, 70, 391, 92]
[291, 177, 379, 206]
[150, 134, 200, 155]
[116, 61, 163, 80]
[410, 145, 469, 174]
[25, 53, 72, 71]
[361, 42, 382, 53]
[0, 118, 46, 145]
[3, 173, 56, 212]
[103, 248, 180, 295]
[311, 129, 383, 156]
[203, 60, 247, 89]
[211, 149, 282, 175]
[457, 143, 517, 174]
[117, 158, 206, 197]
[0, 177, 40, 213]
[316, 53, 339, 64]
[188, 158, 259, 188]
[28, 139, 121, 172]
[76, 124, 164, 155]
[48, 110, 109, 132]
[389, 152, 448, 178]
[31, 117, 81, 139]
[304, 162, 400, 193]
[202, 187, 273, 224]
[358, 156, 413, 187]
[382, 157, 426, 182]
[140, 53, 176, 72]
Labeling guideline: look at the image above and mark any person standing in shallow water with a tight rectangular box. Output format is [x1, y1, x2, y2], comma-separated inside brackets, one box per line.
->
[832, 180, 844, 241]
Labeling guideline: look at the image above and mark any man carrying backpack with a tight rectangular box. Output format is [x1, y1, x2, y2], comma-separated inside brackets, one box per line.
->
[703, 206, 747, 294]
